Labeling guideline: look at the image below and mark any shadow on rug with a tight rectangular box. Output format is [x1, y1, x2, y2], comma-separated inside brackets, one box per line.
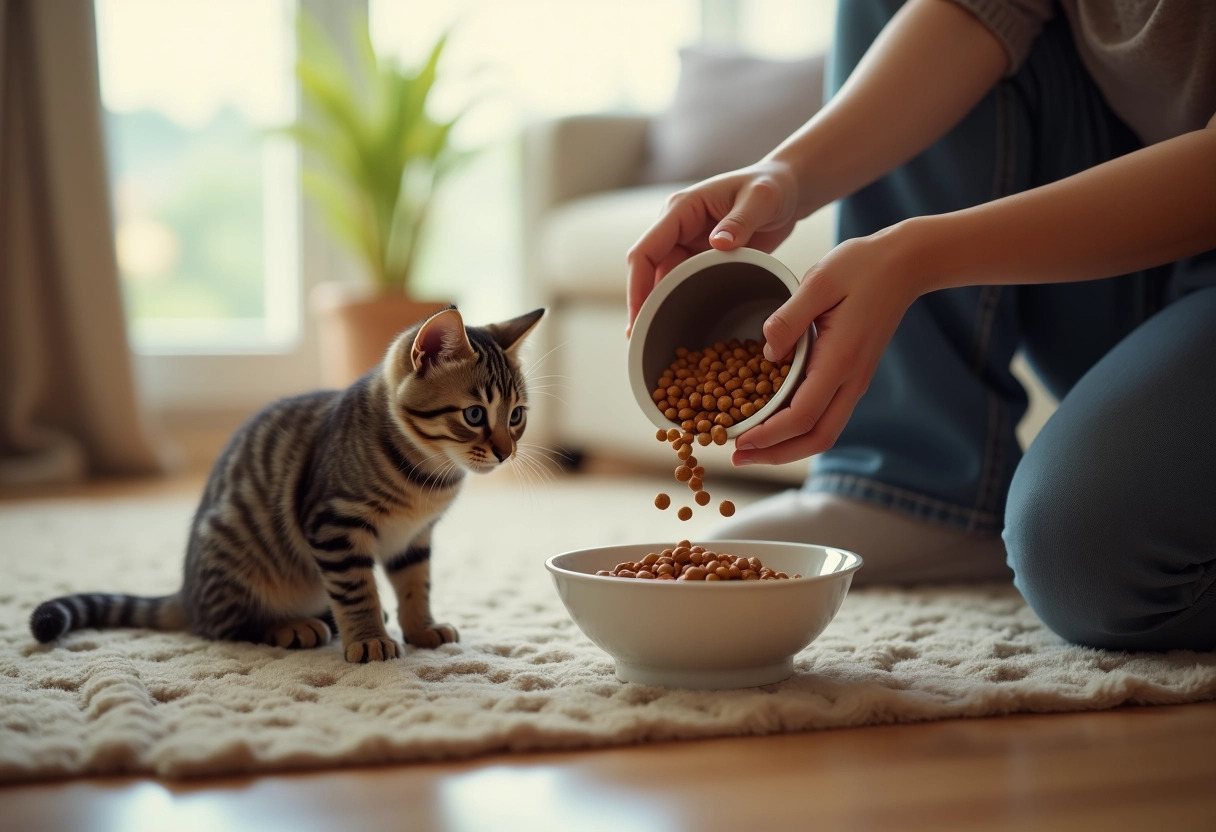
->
[2, 479, 1214, 781]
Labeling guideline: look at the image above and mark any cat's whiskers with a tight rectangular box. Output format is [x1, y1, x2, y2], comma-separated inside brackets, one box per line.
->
[513, 447, 555, 487]
[523, 379, 568, 392]
[521, 372, 568, 393]
[518, 441, 573, 468]
[512, 445, 565, 511]
[509, 448, 553, 509]
[401, 447, 455, 497]
[424, 455, 464, 497]
[522, 342, 567, 382]
[520, 374, 568, 390]
[529, 390, 568, 406]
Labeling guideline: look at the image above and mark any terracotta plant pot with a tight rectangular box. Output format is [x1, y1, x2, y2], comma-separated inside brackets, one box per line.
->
[311, 282, 450, 388]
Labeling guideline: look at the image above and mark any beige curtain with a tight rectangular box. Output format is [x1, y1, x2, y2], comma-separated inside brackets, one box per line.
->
[0, 0, 166, 485]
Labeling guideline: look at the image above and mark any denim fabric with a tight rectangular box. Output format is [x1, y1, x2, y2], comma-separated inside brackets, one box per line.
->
[811, 0, 1216, 649]
[1005, 286, 1216, 651]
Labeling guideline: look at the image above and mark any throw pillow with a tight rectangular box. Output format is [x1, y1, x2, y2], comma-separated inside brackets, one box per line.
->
[641, 47, 826, 185]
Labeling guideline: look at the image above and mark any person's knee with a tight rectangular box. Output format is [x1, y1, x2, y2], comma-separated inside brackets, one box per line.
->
[1005, 452, 1214, 652]
[1004, 465, 1118, 647]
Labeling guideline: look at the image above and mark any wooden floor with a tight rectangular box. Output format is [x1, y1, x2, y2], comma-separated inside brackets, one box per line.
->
[3, 703, 1214, 832]
[3, 458, 1215, 831]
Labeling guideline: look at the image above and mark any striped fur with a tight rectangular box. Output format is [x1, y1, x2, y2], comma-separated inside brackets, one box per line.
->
[30, 307, 544, 663]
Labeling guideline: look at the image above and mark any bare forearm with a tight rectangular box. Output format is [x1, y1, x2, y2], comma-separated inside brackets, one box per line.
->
[908, 127, 1216, 292]
[768, 0, 1006, 217]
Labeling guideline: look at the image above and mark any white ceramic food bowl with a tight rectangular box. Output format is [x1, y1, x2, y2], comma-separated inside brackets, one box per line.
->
[546, 540, 862, 689]
[627, 247, 812, 439]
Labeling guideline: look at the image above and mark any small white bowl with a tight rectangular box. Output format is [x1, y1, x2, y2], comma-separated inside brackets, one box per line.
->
[546, 540, 861, 689]
[627, 247, 812, 439]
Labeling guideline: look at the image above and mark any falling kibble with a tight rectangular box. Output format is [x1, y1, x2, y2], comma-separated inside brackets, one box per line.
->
[651, 358, 763, 520]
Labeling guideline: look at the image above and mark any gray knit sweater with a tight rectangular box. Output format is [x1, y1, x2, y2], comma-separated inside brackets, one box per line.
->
[948, 0, 1216, 144]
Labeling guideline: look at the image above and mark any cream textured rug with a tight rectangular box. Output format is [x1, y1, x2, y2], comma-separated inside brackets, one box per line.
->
[2, 474, 1214, 782]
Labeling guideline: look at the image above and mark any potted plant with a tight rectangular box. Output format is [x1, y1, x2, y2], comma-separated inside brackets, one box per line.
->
[285, 12, 472, 386]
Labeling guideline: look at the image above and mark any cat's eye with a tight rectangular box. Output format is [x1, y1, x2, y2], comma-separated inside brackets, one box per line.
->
[463, 405, 486, 426]
[510, 406, 525, 426]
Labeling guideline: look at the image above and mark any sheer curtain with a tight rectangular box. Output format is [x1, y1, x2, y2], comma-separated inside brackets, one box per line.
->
[0, 0, 166, 485]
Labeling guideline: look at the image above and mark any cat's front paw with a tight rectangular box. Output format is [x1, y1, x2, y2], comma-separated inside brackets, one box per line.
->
[404, 623, 459, 648]
[344, 636, 403, 663]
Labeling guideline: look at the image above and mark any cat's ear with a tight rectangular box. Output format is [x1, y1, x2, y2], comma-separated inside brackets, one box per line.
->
[402, 307, 474, 378]
[485, 308, 545, 360]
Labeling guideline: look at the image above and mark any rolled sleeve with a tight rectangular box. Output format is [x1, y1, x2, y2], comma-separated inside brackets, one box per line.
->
[947, 0, 1057, 74]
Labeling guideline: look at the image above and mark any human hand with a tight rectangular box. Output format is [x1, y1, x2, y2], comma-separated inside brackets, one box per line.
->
[625, 160, 802, 336]
[732, 227, 923, 466]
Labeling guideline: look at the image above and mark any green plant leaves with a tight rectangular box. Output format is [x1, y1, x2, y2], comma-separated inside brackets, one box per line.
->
[284, 11, 473, 292]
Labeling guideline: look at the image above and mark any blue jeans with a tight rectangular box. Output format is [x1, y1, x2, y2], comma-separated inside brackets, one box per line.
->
[814, 0, 1216, 651]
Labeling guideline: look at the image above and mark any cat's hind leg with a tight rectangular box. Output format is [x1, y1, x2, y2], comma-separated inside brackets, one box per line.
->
[263, 617, 333, 649]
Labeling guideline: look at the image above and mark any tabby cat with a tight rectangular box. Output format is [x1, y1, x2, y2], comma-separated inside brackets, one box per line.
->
[30, 306, 544, 662]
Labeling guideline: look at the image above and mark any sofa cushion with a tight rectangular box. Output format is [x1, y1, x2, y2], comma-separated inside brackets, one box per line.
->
[641, 47, 826, 185]
[538, 183, 681, 297]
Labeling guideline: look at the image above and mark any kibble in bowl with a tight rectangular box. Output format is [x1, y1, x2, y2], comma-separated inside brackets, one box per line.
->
[545, 539, 862, 689]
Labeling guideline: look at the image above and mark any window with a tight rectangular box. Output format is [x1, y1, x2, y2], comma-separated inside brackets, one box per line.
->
[706, 0, 837, 56]
[95, 0, 298, 353]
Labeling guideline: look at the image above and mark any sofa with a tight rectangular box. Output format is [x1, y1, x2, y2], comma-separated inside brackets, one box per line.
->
[520, 49, 834, 484]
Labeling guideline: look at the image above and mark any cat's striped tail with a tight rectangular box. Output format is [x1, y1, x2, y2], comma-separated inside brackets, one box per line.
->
[29, 593, 186, 643]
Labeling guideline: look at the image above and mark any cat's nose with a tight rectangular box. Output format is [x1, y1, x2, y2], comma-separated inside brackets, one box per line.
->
[491, 444, 510, 463]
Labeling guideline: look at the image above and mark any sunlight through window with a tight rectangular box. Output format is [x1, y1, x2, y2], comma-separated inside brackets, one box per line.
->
[95, 0, 299, 353]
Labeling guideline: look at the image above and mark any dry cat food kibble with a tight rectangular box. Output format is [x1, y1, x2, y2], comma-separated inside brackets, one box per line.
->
[654, 430, 739, 519]
[650, 339, 790, 437]
[595, 540, 801, 581]
[650, 339, 789, 521]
